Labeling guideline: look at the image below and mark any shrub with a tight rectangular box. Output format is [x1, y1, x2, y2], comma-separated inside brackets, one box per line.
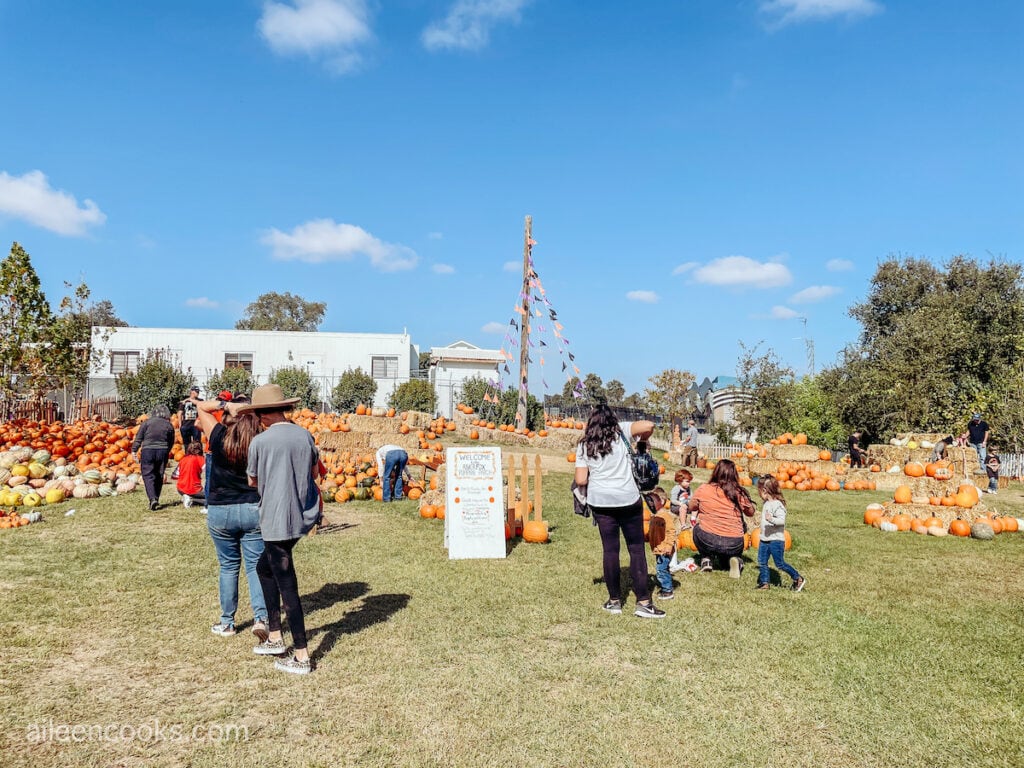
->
[204, 367, 255, 399]
[331, 367, 377, 413]
[116, 350, 195, 420]
[389, 379, 437, 414]
[268, 366, 320, 410]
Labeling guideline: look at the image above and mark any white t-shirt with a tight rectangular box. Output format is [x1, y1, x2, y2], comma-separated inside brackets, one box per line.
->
[575, 424, 640, 508]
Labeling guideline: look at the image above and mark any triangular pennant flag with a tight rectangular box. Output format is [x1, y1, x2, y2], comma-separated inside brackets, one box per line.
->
[534, 308, 542, 317]
[503, 364, 510, 374]
[540, 357, 545, 366]
[527, 338, 535, 348]
[562, 362, 568, 371]
[567, 352, 575, 361]
[539, 340, 547, 347]
[510, 318, 518, 330]
[527, 356, 533, 363]
[528, 237, 537, 246]
[555, 322, 564, 331]
[573, 366, 580, 374]
[542, 377, 548, 388]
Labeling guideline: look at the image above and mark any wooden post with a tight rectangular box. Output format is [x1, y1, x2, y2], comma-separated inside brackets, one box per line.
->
[534, 454, 543, 521]
[515, 216, 532, 430]
[506, 453, 517, 530]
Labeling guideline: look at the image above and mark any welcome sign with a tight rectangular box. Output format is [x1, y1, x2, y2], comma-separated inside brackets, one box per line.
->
[444, 447, 506, 560]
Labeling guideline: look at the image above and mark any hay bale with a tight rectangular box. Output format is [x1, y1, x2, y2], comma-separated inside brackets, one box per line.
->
[771, 444, 824, 462]
[879, 499, 993, 525]
[346, 414, 404, 434]
[318, 431, 420, 453]
[747, 458, 779, 477]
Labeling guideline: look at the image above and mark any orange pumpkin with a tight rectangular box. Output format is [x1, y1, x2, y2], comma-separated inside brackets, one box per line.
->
[949, 519, 971, 537]
[904, 462, 926, 478]
[894, 485, 912, 504]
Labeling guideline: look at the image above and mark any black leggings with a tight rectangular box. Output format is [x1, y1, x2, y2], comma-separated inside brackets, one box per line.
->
[256, 539, 307, 650]
[592, 499, 651, 603]
[693, 524, 745, 566]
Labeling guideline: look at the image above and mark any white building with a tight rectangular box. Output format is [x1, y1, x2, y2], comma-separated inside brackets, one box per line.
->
[89, 326, 420, 408]
[428, 340, 504, 418]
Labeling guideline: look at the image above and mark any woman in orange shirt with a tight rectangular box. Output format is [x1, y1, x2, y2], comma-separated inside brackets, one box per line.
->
[687, 459, 755, 578]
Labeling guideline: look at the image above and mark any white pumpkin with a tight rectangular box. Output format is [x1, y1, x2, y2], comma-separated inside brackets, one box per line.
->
[927, 526, 947, 537]
[880, 521, 898, 532]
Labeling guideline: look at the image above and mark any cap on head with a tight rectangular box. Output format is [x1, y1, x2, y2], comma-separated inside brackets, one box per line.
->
[972, 412, 981, 420]
[218, 390, 233, 401]
[190, 386, 200, 394]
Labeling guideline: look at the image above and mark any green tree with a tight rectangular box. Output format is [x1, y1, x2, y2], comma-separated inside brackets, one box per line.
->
[235, 291, 326, 332]
[605, 379, 626, 407]
[34, 280, 109, 417]
[644, 369, 696, 422]
[0, 243, 53, 414]
[116, 350, 196, 420]
[331, 367, 377, 413]
[418, 351, 432, 371]
[458, 375, 500, 413]
[734, 342, 795, 440]
[788, 375, 846, 449]
[205, 367, 256, 399]
[832, 255, 1024, 440]
[562, 373, 606, 406]
[74, 299, 128, 328]
[269, 365, 320, 410]
[389, 379, 437, 413]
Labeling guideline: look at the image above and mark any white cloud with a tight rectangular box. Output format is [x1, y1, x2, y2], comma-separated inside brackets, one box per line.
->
[423, 0, 531, 51]
[826, 258, 854, 271]
[692, 256, 792, 288]
[0, 170, 106, 237]
[481, 321, 506, 334]
[790, 285, 841, 303]
[672, 261, 698, 276]
[503, 260, 519, 272]
[626, 290, 659, 304]
[185, 297, 220, 309]
[427, 231, 443, 240]
[760, 0, 882, 28]
[771, 305, 800, 319]
[432, 263, 455, 274]
[258, 0, 371, 73]
[261, 218, 418, 272]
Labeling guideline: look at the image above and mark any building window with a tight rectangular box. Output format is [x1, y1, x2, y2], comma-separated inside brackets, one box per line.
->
[224, 353, 253, 372]
[371, 356, 398, 379]
[110, 350, 140, 375]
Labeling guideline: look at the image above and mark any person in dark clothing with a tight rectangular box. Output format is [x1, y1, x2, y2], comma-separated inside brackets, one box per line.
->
[178, 386, 202, 447]
[848, 431, 865, 468]
[929, 435, 957, 462]
[963, 412, 990, 469]
[131, 404, 176, 510]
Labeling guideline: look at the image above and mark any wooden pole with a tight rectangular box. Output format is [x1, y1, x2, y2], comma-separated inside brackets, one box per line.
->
[515, 216, 532, 430]
[534, 454, 543, 521]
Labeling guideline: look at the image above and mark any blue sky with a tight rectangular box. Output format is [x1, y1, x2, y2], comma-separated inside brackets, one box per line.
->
[1, 0, 1021, 395]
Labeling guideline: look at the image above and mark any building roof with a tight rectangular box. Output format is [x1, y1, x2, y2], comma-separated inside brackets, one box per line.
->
[429, 340, 504, 364]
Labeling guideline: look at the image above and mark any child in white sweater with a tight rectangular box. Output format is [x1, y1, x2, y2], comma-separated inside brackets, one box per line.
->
[755, 476, 804, 591]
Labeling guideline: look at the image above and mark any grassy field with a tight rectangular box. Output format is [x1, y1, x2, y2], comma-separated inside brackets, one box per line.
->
[2, 466, 1023, 768]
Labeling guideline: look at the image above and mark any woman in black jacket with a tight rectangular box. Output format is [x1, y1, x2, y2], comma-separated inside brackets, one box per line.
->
[131, 404, 176, 511]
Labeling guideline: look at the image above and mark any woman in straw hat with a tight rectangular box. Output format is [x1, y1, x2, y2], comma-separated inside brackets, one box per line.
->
[241, 384, 321, 675]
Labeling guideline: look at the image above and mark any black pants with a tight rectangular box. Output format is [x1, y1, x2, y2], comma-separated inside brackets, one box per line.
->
[257, 538, 307, 651]
[139, 448, 169, 504]
[180, 422, 201, 447]
[693, 524, 744, 567]
[592, 499, 651, 603]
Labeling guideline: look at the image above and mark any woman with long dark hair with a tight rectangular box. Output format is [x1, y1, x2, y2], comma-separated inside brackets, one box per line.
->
[196, 396, 269, 640]
[687, 458, 755, 577]
[574, 404, 664, 618]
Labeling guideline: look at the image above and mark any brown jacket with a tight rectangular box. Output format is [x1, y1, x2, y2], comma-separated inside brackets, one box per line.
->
[650, 508, 680, 555]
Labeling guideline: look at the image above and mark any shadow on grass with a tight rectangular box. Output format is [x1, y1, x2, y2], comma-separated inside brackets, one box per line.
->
[303, 581, 371, 615]
[309, 592, 411, 662]
[311, 521, 358, 535]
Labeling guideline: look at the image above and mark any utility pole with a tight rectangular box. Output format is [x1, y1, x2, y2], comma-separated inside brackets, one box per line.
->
[515, 216, 532, 429]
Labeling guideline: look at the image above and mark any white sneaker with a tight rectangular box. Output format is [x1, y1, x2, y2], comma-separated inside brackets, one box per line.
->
[199, 507, 208, 515]
[182, 494, 193, 508]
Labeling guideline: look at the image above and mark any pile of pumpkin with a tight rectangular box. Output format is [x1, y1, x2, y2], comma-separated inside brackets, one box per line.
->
[319, 449, 431, 503]
[545, 417, 585, 431]
[0, 445, 141, 507]
[0, 417, 141, 474]
[0, 507, 42, 528]
[773, 461, 876, 492]
[866, 483, 1023, 539]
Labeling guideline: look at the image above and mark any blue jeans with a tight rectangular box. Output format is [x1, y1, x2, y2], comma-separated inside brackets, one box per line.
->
[206, 503, 267, 626]
[655, 554, 673, 591]
[382, 449, 408, 501]
[971, 442, 987, 468]
[758, 540, 800, 585]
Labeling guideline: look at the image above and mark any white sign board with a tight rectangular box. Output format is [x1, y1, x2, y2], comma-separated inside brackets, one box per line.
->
[444, 446, 506, 560]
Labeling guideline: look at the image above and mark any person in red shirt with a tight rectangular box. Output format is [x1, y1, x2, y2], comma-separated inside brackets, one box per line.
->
[176, 441, 206, 510]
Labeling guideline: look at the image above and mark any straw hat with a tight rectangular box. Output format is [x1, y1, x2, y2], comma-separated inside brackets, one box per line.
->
[237, 383, 300, 412]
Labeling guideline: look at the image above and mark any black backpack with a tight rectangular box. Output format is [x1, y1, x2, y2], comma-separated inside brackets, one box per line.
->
[620, 433, 660, 492]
